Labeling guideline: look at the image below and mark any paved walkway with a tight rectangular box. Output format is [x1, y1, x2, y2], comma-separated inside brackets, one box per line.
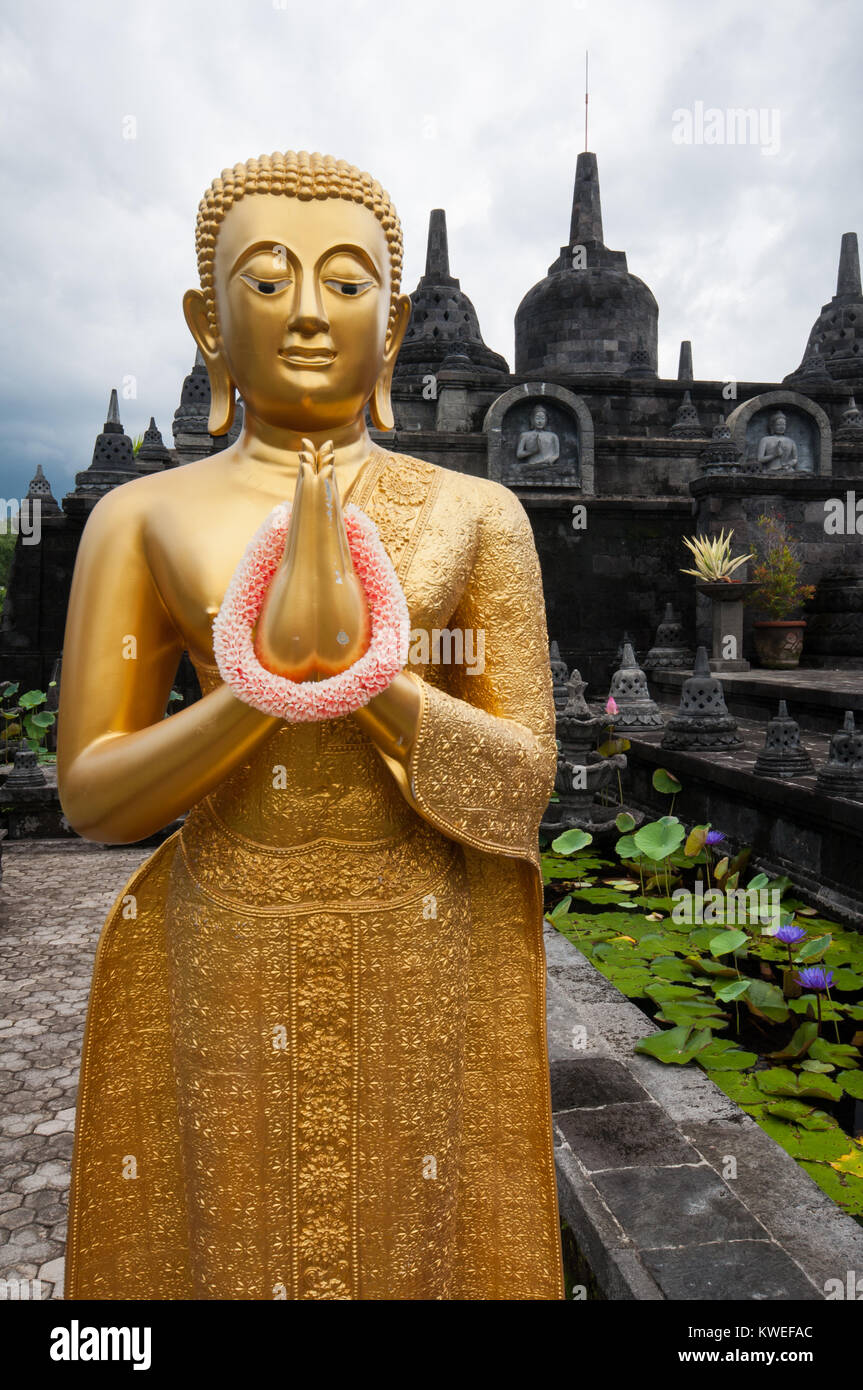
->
[0, 841, 149, 1299]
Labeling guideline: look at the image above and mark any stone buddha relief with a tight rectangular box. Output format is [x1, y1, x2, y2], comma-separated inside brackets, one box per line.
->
[516, 405, 560, 467]
[757, 411, 799, 472]
[502, 398, 580, 488]
[746, 406, 816, 474]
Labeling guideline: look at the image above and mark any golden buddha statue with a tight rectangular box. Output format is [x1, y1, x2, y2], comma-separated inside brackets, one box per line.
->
[58, 150, 564, 1300]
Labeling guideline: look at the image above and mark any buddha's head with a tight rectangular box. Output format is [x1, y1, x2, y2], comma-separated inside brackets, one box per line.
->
[532, 406, 548, 430]
[769, 411, 787, 436]
[183, 151, 412, 437]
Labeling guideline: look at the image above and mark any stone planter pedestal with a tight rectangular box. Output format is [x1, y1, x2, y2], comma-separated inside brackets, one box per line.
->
[696, 581, 756, 673]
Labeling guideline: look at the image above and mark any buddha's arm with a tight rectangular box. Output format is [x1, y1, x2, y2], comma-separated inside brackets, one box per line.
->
[57, 489, 280, 844]
[355, 484, 557, 866]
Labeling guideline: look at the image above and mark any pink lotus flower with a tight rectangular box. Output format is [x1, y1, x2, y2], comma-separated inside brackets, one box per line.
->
[605, 695, 619, 716]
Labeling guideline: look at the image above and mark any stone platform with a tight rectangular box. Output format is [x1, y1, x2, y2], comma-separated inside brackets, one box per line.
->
[649, 667, 863, 736]
[0, 840, 149, 1300]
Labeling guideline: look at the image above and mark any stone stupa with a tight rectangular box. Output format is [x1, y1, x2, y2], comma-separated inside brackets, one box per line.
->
[661, 646, 743, 750]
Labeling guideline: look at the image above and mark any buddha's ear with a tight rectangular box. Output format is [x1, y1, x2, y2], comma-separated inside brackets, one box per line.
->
[182, 288, 236, 437]
[370, 293, 411, 432]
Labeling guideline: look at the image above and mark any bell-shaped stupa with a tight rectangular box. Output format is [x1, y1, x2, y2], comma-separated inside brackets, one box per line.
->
[785, 232, 863, 389]
[394, 209, 508, 381]
[643, 604, 693, 674]
[753, 701, 814, 779]
[515, 152, 658, 377]
[606, 641, 664, 730]
[815, 710, 863, 800]
[661, 646, 743, 750]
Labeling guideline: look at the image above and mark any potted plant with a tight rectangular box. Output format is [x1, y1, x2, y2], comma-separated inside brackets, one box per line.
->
[680, 528, 754, 595]
[680, 529, 755, 667]
[745, 513, 815, 669]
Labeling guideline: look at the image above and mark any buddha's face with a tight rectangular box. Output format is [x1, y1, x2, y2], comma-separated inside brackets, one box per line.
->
[201, 194, 406, 432]
[532, 407, 547, 429]
[770, 412, 786, 435]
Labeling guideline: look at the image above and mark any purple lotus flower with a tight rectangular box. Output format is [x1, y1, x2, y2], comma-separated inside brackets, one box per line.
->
[704, 829, 726, 847]
[775, 922, 807, 945]
[795, 966, 834, 992]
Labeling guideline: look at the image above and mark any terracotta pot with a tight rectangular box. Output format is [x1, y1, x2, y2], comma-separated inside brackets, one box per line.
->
[753, 620, 806, 670]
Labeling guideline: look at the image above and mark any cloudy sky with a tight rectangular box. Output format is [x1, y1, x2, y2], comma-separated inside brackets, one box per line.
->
[1, 0, 861, 502]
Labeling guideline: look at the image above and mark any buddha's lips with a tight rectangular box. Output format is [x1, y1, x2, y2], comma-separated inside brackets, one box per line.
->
[279, 347, 337, 367]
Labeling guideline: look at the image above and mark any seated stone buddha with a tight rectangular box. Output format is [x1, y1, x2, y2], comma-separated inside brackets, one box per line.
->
[58, 151, 563, 1301]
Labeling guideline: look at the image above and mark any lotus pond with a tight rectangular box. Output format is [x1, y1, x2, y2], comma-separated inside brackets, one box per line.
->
[542, 769, 863, 1223]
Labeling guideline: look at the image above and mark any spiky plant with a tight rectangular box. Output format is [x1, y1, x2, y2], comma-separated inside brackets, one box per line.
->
[681, 528, 753, 582]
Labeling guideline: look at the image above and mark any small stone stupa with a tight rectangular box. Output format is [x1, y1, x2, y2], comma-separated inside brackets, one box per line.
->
[836, 395, 863, 442]
[815, 711, 863, 800]
[670, 389, 708, 440]
[661, 646, 743, 750]
[557, 668, 606, 754]
[606, 641, 664, 731]
[753, 701, 814, 779]
[643, 604, 693, 674]
[4, 746, 48, 790]
[549, 641, 569, 714]
[701, 418, 743, 476]
[135, 417, 173, 472]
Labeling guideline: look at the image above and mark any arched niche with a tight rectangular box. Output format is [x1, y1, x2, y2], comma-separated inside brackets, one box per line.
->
[726, 390, 832, 477]
[483, 382, 595, 493]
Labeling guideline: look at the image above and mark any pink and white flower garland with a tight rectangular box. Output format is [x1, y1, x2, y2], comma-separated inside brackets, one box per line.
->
[212, 501, 409, 723]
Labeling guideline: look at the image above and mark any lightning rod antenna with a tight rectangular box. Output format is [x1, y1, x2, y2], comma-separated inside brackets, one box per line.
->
[584, 50, 589, 152]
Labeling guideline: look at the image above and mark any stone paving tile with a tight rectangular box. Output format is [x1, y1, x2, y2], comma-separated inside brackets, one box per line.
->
[0, 841, 149, 1300]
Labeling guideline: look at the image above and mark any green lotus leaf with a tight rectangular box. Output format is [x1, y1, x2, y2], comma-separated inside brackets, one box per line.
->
[829, 968, 863, 992]
[551, 828, 594, 856]
[764, 1100, 836, 1129]
[757, 1067, 841, 1101]
[697, 1039, 758, 1070]
[635, 1024, 713, 1065]
[767, 1021, 818, 1061]
[714, 979, 751, 1003]
[744, 979, 790, 1024]
[633, 819, 686, 861]
[651, 768, 682, 795]
[836, 1070, 863, 1099]
[794, 934, 832, 962]
[615, 811, 636, 833]
[651, 956, 695, 982]
[709, 929, 748, 958]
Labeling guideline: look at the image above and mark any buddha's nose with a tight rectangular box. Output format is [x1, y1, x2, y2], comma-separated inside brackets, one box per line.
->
[288, 274, 328, 335]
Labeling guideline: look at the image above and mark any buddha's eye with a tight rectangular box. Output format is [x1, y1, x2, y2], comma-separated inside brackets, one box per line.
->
[240, 274, 292, 296]
[324, 279, 374, 298]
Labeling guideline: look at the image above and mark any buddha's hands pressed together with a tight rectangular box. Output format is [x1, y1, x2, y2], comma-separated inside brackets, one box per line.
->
[253, 438, 372, 682]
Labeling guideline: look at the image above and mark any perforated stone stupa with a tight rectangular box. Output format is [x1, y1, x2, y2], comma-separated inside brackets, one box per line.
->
[753, 701, 814, 779]
[815, 711, 863, 800]
[643, 604, 693, 674]
[606, 641, 664, 730]
[661, 646, 743, 750]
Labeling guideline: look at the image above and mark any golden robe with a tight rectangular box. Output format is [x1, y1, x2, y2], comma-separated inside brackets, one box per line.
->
[66, 452, 564, 1300]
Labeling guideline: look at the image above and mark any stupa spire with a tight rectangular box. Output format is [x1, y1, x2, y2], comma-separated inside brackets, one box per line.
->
[424, 209, 452, 281]
[105, 389, 122, 430]
[837, 232, 861, 298]
[568, 151, 604, 247]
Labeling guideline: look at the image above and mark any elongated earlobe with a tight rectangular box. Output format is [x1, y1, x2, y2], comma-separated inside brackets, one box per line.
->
[369, 369, 394, 431]
[208, 360, 236, 436]
[182, 287, 236, 436]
